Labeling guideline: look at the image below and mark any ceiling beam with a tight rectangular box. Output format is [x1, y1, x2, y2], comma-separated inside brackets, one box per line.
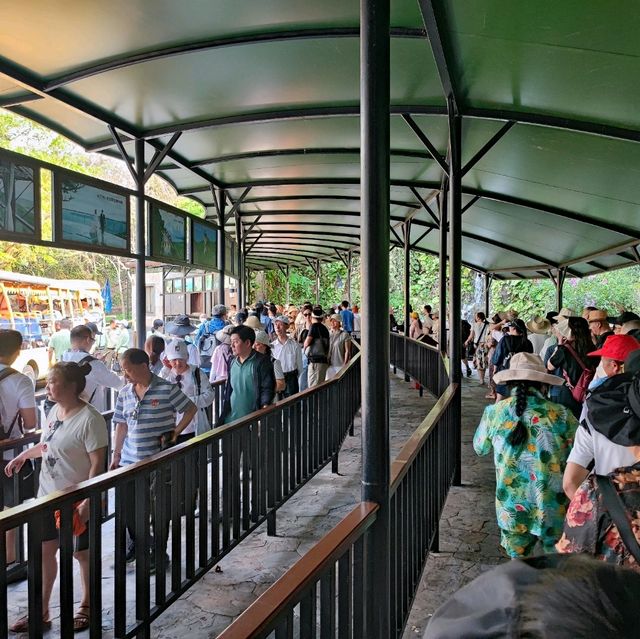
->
[45, 27, 426, 90]
[463, 188, 640, 239]
[0, 91, 43, 108]
[461, 195, 480, 214]
[402, 114, 449, 173]
[223, 186, 251, 224]
[182, 177, 440, 191]
[410, 227, 433, 248]
[143, 132, 182, 184]
[461, 121, 515, 176]
[416, 0, 459, 113]
[409, 186, 439, 225]
[241, 194, 420, 209]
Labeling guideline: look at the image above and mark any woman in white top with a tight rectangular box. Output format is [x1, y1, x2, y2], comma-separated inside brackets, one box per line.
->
[160, 340, 214, 438]
[465, 312, 490, 386]
[5, 361, 108, 633]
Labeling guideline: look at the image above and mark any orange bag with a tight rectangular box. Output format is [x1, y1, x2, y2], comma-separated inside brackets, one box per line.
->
[54, 501, 87, 536]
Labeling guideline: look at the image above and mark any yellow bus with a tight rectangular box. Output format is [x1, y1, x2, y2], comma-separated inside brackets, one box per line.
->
[0, 271, 103, 383]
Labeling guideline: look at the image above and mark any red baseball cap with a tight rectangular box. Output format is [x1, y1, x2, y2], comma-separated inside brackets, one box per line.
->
[588, 334, 640, 360]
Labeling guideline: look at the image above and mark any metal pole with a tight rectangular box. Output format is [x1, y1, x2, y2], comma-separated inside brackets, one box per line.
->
[285, 265, 290, 306]
[448, 104, 463, 487]
[556, 268, 564, 309]
[361, 0, 390, 635]
[484, 273, 491, 317]
[235, 215, 243, 309]
[134, 139, 146, 348]
[403, 220, 411, 382]
[217, 191, 226, 306]
[438, 192, 448, 393]
[346, 249, 352, 303]
[315, 259, 321, 305]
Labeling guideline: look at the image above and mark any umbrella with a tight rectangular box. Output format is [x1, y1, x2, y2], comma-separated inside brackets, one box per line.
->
[102, 279, 113, 313]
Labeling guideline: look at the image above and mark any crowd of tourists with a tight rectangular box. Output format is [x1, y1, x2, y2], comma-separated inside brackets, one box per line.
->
[0, 299, 358, 632]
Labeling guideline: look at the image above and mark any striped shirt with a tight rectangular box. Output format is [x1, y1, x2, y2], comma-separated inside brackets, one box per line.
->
[114, 374, 193, 465]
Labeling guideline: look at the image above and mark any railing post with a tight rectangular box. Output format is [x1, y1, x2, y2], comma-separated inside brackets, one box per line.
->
[360, 0, 391, 636]
[438, 193, 448, 395]
[448, 102, 463, 487]
[403, 220, 411, 382]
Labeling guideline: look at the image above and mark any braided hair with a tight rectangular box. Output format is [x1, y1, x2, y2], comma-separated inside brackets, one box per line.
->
[506, 381, 546, 448]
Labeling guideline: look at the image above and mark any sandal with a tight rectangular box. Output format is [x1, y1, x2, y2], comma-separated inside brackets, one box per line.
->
[9, 615, 52, 633]
[73, 606, 90, 632]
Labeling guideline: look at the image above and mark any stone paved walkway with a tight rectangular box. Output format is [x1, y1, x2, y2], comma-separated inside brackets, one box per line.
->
[402, 373, 504, 638]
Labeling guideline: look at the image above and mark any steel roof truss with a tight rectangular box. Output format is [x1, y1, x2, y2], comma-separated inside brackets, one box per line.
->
[143, 132, 182, 184]
[410, 227, 433, 249]
[460, 121, 515, 177]
[108, 125, 138, 184]
[224, 186, 251, 224]
[409, 186, 440, 225]
[245, 232, 263, 255]
[402, 114, 449, 173]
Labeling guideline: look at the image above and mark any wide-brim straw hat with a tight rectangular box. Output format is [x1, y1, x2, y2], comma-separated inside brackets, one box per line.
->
[526, 316, 551, 335]
[244, 315, 263, 330]
[554, 318, 572, 340]
[493, 352, 564, 386]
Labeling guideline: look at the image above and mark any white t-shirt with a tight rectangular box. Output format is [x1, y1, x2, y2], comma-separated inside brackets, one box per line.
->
[470, 321, 489, 344]
[0, 364, 36, 460]
[61, 350, 124, 412]
[38, 403, 108, 496]
[160, 365, 214, 434]
[528, 332, 547, 355]
[567, 415, 637, 475]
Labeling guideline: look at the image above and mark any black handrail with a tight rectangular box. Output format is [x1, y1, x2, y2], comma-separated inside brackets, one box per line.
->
[1, 353, 361, 638]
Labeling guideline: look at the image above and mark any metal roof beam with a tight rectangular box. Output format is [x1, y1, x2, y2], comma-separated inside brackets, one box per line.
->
[461, 121, 515, 176]
[402, 115, 449, 173]
[0, 91, 43, 108]
[143, 132, 181, 184]
[244, 229, 359, 240]
[390, 225, 403, 246]
[244, 234, 360, 248]
[108, 125, 138, 184]
[461, 195, 480, 214]
[586, 260, 607, 271]
[463, 188, 640, 239]
[242, 220, 360, 230]
[244, 215, 262, 235]
[223, 186, 251, 224]
[465, 107, 640, 145]
[245, 233, 263, 255]
[241, 194, 420, 209]
[44, 27, 426, 90]
[187, 146, 435, 167]
[416, 0, 459, 113]
[410, 227, 433, 248]
[409, 186, 439, 225]
[213, 177, 441, 190]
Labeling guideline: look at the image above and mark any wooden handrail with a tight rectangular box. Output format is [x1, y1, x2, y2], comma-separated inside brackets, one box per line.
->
[0, 355, 361, 530]
[389, 383, 458, 494]
[0, 430, 41, 452]
[217, 501, 379, 639]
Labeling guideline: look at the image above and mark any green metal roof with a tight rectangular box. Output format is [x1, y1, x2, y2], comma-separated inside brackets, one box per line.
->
[1, 0, 639, 277]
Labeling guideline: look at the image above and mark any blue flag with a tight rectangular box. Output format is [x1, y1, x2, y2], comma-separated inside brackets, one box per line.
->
[102, 279, 113, 313]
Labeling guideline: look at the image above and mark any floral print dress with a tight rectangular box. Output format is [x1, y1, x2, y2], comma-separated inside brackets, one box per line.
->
[474, 389, 578, 554]
[556, 463, 640, 570]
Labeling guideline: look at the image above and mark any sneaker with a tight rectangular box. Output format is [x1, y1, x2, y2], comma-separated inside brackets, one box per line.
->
[466, 369, 472, 377]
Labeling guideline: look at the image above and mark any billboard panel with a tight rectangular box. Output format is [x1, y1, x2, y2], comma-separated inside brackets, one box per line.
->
[0, 153, 40, 241]
[149, 203, 187, 263]
[192, 220, 218, 269]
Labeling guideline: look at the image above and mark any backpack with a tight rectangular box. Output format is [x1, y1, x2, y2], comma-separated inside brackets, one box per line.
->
[561, 342, 595, 403]
[0, 368, 23, 440]
[198, 323, 220, 369]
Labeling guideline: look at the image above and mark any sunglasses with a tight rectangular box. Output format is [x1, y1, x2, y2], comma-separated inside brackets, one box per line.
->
[130, 401, 142, 421]
[303, 313, 311, 317]
[45, 419, 63, 443]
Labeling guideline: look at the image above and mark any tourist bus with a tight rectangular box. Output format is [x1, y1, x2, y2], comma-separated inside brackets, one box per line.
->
[0, 271, 104, 383]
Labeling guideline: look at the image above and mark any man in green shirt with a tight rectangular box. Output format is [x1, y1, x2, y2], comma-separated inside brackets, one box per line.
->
[47, 318, 72, 365]
[221, 325, 275, 424]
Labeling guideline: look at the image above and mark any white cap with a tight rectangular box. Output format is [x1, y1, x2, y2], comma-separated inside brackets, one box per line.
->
[165, 339, 189, 360]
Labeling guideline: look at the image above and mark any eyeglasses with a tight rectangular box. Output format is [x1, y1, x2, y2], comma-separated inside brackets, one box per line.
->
[45, 419, 63, 443]
[130, 401, 142, 422]
[303, 313, 311, 317]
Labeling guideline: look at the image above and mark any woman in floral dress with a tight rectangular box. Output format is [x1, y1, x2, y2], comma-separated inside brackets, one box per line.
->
[474, 353, 578, 558]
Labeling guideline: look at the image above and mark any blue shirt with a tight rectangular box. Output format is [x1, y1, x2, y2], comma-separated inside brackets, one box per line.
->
[114, 374, 193, 464]
[340, 309, 354, 333]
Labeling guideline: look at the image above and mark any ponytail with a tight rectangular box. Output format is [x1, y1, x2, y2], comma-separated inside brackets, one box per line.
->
[507, 381, 529, 448]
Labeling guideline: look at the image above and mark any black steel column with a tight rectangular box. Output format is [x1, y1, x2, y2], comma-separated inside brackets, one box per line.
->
[235, 214, 243, 309]
[346, 249, 352, 303]
[484, 273, 492, 317]
[315, 259, 321, 305]
[555, 268, 566, 310]
[217, 191, 226, 305]
[403, 220, 411, 381]
[448, 103, 463, 487]
[361, 0, 390, 635]
[438, 193, 448, 393]
[134, 139, 146, 348]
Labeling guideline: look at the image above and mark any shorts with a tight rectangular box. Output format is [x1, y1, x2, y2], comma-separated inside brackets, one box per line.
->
[41, 508, 90, 552]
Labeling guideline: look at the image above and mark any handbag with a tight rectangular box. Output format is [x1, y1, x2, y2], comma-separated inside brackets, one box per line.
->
[561, 343, 595, 403]
[595, 475, 640, 563]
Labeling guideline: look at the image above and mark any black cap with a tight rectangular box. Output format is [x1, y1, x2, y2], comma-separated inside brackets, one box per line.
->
[610, 311, 640, 326]
[85, 321, 102, 335]
[546, 311, 559, 324]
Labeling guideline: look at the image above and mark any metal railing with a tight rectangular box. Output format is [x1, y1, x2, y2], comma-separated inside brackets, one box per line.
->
[219, 334, 460, 638]
[1, 354, 361, 638]
[389, 383, 458, 636]
[217, 502, 379, 639]
[389, 331, 443, 396]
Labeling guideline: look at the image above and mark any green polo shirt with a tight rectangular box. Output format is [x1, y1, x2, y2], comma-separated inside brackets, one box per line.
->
[228, 352, 257, 422]
[49, 329, 71, 361]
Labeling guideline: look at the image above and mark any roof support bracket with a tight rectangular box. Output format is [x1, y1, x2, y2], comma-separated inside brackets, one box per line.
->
[410, 227, 433, 249]
[224, 187, 252, 224]
[143, 132, 182, 184]
[334, 249, 349, 268]
[409, 186, 440, 225]
[461, 121, 515, 177]
[402, 114, 449, 173]
[245, 215, 263, 235]
[108, 125, 138, 185]
[245, 232, 262, 255]
[633, 246, 640, 263]
[390, 225, 403, 246]
[461, 195, 480, 215]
